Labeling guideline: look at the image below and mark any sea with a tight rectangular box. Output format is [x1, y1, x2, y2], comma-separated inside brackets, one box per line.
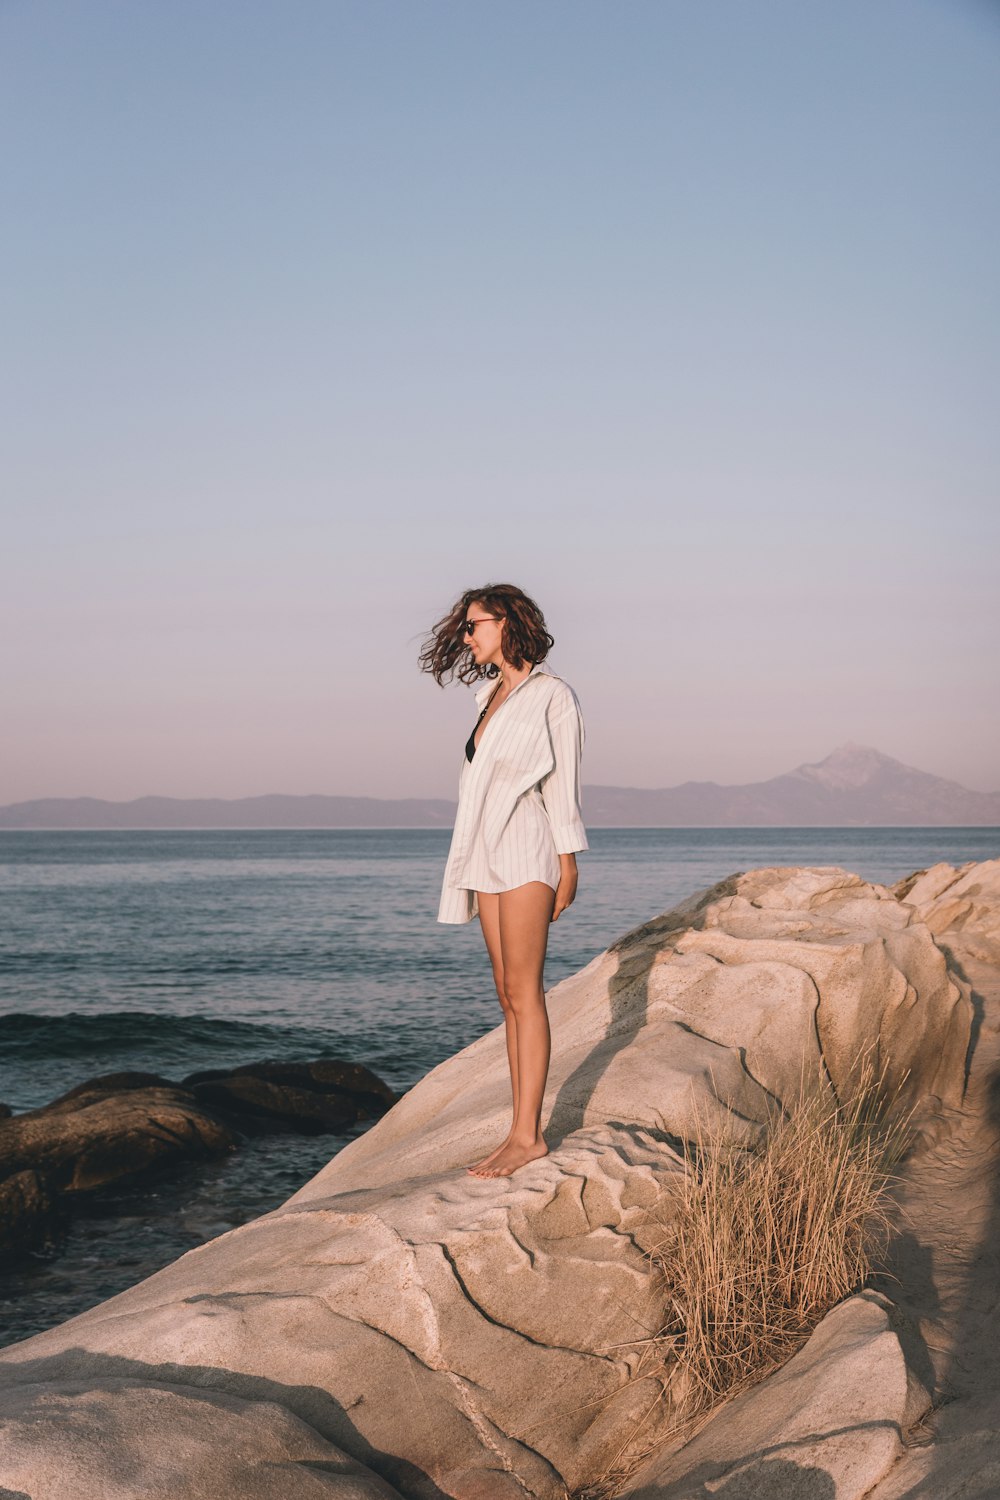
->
[1, 826, 997, 1347]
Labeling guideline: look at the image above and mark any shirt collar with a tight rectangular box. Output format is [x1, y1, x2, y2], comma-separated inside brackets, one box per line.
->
[474, 661, 552, 708]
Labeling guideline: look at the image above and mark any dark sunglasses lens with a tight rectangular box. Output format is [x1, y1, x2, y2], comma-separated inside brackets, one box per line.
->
[463, 621, 474, 635]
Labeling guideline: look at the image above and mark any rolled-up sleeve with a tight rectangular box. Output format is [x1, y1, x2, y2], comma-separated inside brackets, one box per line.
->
[540, 699, 588, 854]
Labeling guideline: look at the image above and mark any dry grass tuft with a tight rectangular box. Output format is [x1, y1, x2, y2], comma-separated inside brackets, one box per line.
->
[572, 1053, 912, 1498]
[643, 1059, 910, 1417]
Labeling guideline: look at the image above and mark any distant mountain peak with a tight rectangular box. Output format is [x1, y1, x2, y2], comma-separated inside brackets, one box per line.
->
[828, 740, 883, 758]
[793, 743, 907, 791]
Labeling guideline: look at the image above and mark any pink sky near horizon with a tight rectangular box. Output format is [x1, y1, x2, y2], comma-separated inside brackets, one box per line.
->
[2, 2, 998, 805]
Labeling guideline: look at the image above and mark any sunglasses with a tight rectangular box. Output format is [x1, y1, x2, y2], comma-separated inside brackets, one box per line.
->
[463, 615, 504, 637]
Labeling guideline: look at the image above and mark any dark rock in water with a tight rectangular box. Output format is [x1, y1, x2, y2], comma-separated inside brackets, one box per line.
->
[0, 1085, 240, 1198]
[188, 1076, 358, 1133]
[0, 1057, 398, 1266]
[0, 1167, 69, 1266]
[0, 1103, 11, 1120]
[183, 1058, 399, 1132]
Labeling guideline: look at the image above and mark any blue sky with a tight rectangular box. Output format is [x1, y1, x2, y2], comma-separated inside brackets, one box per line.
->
[2, 1, 998, 802]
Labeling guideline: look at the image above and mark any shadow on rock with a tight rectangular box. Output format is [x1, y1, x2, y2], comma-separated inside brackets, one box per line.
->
[699, 1456, 836, 1498]
[0, 1346, 445, 1500]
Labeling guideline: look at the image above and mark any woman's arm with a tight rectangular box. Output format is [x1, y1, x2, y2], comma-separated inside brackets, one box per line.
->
[540, 697, 588, 921]
[552, 851, 578, 922]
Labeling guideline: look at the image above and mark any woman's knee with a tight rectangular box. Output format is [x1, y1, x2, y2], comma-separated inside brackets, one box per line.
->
[503, 973, 544, 1015]
[492, 969, 512, 1012]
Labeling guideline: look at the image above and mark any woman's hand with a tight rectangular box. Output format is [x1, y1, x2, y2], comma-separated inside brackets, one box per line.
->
[551, 854, 578, 922]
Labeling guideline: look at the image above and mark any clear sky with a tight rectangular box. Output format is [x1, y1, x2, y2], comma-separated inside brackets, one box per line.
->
[2, 0, 998, 803]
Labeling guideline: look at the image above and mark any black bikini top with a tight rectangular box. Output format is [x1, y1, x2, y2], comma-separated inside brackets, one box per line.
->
[465, 681, 502, 762]
[465, 703, 490, 762]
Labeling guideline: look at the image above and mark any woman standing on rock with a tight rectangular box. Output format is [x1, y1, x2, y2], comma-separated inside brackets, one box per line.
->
[419, 583, 588, 1179]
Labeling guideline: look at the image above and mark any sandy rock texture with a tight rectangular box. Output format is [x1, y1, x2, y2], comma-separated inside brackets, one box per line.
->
[0, 865, 980, 1499]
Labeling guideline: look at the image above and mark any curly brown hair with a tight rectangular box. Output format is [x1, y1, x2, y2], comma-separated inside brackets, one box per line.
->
[418, 583, 555, 685]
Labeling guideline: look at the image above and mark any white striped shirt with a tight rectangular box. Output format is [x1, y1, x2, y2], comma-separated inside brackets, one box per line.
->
[437, 663, 588, 924]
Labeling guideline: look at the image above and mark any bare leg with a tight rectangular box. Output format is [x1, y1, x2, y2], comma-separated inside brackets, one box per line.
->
[469, 881, 555, 1178]
[465, 891, 520, 1171]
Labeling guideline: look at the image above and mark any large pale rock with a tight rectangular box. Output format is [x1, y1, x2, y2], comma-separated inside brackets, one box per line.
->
[620, 1291, 930, 1499]
[0, 1124, 677, 1498]
[0, 867, 978, 1499]
[894, 857, 1000, 964]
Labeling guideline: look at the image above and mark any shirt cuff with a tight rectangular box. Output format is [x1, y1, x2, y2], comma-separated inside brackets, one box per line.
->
[551, 820, 589, 855]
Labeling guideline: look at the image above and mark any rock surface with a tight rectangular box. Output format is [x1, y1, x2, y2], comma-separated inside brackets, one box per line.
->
[620, 1291, 930, 1499]
[893, 857, 1000, 965]
[0, 865, 984, 1498]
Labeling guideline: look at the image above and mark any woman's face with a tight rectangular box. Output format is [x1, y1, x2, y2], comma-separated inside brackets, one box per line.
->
[463, 601, 506, 669]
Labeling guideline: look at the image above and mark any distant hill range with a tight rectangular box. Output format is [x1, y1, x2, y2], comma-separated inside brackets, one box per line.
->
[2, 745, 998, 830]
[584, 743, 1000, 827]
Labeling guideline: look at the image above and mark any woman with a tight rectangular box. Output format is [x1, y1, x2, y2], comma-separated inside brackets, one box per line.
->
[419, 583, 588, 1179]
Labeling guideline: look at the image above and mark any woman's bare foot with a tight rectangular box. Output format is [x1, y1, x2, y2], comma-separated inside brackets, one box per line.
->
[469, 1137, 548, 1178]
[465, 1133, 513, 1173]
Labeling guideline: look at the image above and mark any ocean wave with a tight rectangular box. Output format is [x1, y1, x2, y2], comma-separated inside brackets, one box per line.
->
[0, 1009, 326, 1063]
